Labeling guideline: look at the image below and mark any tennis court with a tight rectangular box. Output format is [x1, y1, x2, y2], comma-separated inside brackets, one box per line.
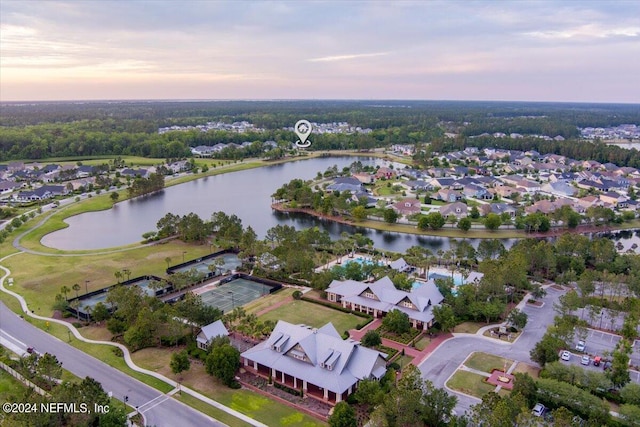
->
[173, 253, 241, 275]
[198, 277, 272, 313]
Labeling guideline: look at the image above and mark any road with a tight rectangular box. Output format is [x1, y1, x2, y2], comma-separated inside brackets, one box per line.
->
[0, 301, 225, 427]
[418, 285, 567, 415]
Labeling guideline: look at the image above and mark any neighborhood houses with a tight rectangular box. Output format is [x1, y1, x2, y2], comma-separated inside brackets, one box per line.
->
[308, 146, 640, 231]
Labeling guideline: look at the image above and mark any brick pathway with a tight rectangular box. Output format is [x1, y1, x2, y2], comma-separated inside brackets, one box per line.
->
[347, 319, 453, 367]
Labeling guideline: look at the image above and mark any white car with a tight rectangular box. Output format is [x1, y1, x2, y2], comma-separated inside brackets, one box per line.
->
[561, 350, 571, 361]
[576, 340, 586, 352]
[581, 355, 590, 365]
[532, 403, 546, 417]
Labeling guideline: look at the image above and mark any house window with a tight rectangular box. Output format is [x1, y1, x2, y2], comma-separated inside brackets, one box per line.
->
[364, 292, 375, 299]
[402, 301, 412, 308]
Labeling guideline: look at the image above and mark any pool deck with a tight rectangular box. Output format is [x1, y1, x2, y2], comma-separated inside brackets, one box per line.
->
[313, 252, 387, 273]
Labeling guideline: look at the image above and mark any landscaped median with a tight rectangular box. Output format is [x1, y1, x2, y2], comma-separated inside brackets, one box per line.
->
[446, 352, 517, 399]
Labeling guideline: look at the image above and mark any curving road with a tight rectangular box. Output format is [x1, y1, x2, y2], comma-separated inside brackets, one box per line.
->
[418, 285, 567, 414]
[0, 301, 226, 427]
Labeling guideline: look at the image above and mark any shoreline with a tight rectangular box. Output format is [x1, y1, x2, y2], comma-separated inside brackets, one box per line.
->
[272, 203, 639, 240]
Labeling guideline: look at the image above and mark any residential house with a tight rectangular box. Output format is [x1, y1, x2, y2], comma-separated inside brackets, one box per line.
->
[439, 202, 468, 219]
[240, 321, 387, 404]
[479, 203, 517, 217]
[375, 167, 396, 179]
[599, 192, 628, 208]
[493, 186, 521, 199]
[121, 168, 149, 178]
[525, 199, 572, 215]
[391, 198, 421, 216]
[429, 177, 456, 189]
[15, 185, 67, 201]
[404, 180, 431, 191]
[326, 276, 444, 330]
[196, 320, 229, 350]
[190, 146, 216, 157]
[541, 181, 577, 198]
[352, 173, 375, 184]
[0, 181, 22, 195]
[327, 177, 363, 193]
[436, 189, 461, 203]
[462, 184, 491, 200]
[351, 192, 377, 208]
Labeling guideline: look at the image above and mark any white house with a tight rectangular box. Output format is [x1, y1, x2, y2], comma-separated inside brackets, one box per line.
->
[241, 321, 387, 404]
[196, 320, 229, 350]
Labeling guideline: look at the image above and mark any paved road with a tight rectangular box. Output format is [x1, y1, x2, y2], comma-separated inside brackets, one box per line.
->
[0, 301, 225, 427]
[418, 285, 567, 415]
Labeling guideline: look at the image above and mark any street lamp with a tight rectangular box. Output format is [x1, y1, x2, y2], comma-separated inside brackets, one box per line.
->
[85, 280, 90, 295]
[228, 291, 235, 310]
[182, 251, 187, 263]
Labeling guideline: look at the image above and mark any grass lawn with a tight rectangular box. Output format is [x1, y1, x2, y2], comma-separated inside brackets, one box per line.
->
[243, 288, 296, 315]
[258, 300, 361, 333]
[453, 322, 484, 334]
[413, 335, 431, 351]
[79, 325, 114, 342]
[395, 355, 414, 369]
[132, 349, 326, 427]
[446, 370, 497, 398]
[464, 352, 514, 374]
[511, 363, 540, 379]
[0, 369, 27, 400]
[2, 240, 212, 318]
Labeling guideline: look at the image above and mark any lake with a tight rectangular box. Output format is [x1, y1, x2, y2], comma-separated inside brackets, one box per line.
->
[41, 156, 637, 253]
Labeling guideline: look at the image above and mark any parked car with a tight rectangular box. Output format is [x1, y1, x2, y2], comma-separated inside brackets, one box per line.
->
[603, 361, 612, 371]
[532, 403, 546, 417]
[576, 340, 586, 352]
[581, 355, 590, 365]
[593, 356, 601, 366]
[561, 350, 571, 361]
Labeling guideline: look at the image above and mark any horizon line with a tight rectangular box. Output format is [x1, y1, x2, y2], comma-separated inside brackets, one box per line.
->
[1, 98, 639, 106]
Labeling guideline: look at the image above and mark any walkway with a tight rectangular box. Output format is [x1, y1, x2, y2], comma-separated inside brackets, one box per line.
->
[0, 258, 267, 427]
[347, 317, 453, 367]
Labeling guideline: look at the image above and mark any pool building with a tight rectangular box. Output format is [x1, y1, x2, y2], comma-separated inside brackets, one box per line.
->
[326, 276, 444, 330]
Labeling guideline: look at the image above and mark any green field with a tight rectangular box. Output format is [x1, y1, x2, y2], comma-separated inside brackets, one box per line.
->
[446, 370, 497, 398]
[1, 240, 213, 318]
[258, 300, 362, 334]
[464, 352, 513, 374]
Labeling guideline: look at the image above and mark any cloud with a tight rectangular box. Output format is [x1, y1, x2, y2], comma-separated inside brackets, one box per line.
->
[523, 24, 640, 41]
[307, 52, 389, 62]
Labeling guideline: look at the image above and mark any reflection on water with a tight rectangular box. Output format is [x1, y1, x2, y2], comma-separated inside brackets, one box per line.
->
[40, 156, 634, 254]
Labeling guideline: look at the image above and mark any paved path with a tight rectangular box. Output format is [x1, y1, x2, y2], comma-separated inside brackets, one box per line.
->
[418, 284, 568, 416]
[0, 257, 267, 427]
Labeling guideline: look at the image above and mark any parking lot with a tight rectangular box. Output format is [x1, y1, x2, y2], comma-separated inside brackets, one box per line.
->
[571, 328, 640, 380]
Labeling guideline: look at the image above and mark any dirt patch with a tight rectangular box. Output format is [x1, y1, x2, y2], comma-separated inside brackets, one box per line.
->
[526, 299, 543, 306]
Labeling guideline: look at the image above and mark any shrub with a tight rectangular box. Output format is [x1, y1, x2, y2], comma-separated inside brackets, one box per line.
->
[292, 290, 303, 300]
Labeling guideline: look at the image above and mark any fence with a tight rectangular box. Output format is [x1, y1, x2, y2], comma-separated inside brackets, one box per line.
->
[0, 361, 50, 397]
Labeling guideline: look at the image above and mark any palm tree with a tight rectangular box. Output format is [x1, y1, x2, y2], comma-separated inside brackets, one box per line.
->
[165, 257, 172, 269]
[114, 270, 123, 283]
[72, 283, 81, 299]
[70, 299, 81, 321]
[123, 269, 131, 281]
[60, 285, 70, 301]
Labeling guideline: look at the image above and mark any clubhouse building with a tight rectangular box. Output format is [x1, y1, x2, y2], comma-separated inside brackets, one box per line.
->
[240, 321, 387, 404]
[326, 276, 444, 330]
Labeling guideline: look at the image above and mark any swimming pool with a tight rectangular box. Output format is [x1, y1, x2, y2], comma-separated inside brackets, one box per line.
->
[344, 257, 381, 267]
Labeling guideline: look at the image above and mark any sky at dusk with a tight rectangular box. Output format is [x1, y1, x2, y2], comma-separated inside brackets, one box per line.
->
[1, 0, 639, 103]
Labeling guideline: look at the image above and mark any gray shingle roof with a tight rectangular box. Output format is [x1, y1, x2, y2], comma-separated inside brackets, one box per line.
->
[241, 321, 386, 395]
